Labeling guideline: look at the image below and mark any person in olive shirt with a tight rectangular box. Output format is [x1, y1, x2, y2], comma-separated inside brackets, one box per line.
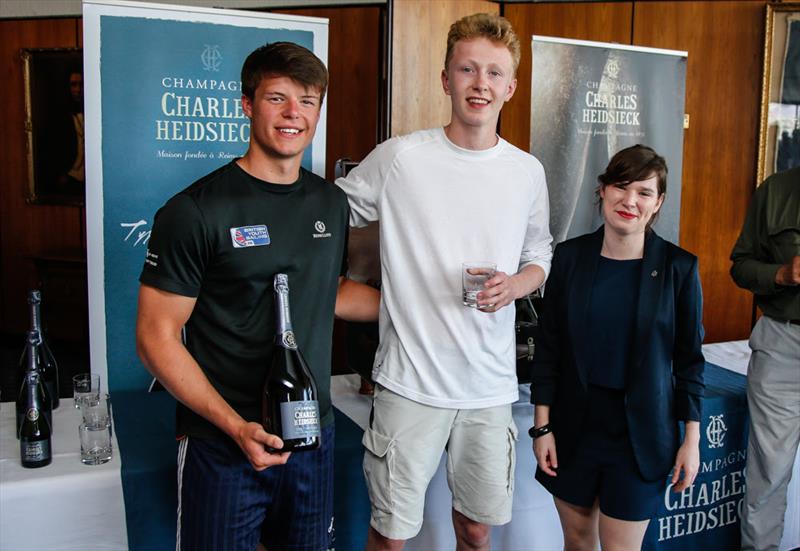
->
[136, 42, 378, 551]
[730, 165, 800, 551]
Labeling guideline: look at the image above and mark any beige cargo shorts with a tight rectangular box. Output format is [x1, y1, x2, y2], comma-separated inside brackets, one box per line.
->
[361, 384, 518, 540]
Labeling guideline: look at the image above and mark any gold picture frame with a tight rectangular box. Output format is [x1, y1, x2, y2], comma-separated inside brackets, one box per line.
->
[22, 48, 84, 205]
[758, 3, 800, 184]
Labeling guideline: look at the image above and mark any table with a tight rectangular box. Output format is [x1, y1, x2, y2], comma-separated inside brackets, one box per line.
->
[0, 400, 128, 550]
[702, 341, 800, 551]
[3, 340, 796, 551]
[0, 390, 400, 551]
[331, 340, 800, 551]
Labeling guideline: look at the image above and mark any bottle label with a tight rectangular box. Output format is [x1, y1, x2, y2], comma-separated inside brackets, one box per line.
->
[26, 408, 39, 422]
[22, 440, 50, 462]
[280, 400, 320, 440]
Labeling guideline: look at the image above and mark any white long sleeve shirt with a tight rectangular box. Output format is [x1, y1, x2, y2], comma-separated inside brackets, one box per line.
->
[337, 128, 552, 408]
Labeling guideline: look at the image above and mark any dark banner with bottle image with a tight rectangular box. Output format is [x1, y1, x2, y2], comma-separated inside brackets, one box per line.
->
[83, 0, 328, 392]
[530, 36, 687, 246]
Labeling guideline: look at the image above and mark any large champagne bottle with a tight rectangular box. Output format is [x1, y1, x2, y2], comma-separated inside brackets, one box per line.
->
[16, 331, 53, 442]
[20, 290, 60, 409]
[19, 369, 52, 468]
[262, 273, 321, 452]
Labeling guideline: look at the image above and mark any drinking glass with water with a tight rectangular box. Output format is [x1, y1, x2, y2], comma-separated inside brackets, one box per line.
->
[462, 262, 496, 308]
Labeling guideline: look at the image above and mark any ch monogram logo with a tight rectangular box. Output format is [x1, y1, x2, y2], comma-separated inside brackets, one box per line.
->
[314, 220, 326, 233]
[605, 57, 621, 79]
[201, 45, 222, 72]
[706, 414, 727, 449]
[282, 331, 297, 350]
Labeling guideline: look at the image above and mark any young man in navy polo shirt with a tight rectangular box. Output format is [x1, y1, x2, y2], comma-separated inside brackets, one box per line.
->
[136, 42, 378, 551]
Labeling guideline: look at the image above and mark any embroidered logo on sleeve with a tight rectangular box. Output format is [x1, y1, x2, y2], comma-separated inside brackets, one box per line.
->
[230, 225, 270, 248]
[144, 249, 159, 267]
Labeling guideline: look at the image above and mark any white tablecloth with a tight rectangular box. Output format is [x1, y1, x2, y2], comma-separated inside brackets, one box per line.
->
[332, 340, 800, 551]
[0, 401, 128, 551]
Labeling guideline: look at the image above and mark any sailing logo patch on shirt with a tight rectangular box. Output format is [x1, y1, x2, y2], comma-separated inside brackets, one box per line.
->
[230, 225, 270, 248]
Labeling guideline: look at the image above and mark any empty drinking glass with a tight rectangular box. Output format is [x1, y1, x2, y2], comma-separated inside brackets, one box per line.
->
[72, 373, 100, 409]
[80, 393, 111, 428]
[79, 423, 112, 465]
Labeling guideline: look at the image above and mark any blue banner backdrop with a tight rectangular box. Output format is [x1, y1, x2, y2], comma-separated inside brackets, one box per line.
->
[83, 0, 328, 392]
[643, 363, 749, 550]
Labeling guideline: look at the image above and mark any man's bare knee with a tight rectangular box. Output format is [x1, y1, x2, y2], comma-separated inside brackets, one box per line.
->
[366, 525, 405, 551]
[461, 523, 490, 547]
[453, 510, 490, 551]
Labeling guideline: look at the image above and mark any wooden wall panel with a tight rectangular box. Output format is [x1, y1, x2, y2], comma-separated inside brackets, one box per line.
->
[501, 1, 764, 343]
[501, 2, 634, 151]
[391, 0, 498, 136]
[272, 6, 385, 375]
[633, 1, 765, 342]
[0, 2, 769, 349]
[272, 6, 382, 174]
[0, 18, 84, 335]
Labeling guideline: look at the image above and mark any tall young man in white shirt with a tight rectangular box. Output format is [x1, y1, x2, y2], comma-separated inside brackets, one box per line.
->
[337, 14, 553, 551]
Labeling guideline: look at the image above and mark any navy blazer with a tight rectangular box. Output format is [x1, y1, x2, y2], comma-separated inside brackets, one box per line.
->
[531, 227, 705, 481]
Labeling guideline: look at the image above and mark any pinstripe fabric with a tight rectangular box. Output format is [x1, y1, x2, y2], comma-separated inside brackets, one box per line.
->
[176, 425, 335, 551]
[176, 437, 189, 551]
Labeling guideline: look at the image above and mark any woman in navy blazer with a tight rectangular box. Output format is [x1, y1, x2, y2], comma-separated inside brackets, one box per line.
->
[531, 145, 705, 550]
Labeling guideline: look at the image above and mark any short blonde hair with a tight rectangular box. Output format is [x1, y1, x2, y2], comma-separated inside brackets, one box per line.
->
[444, 13, 521, 75]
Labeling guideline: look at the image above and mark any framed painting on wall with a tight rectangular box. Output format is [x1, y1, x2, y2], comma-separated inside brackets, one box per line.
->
[22, 48, 84, 205]
[758, 3, 800, 183]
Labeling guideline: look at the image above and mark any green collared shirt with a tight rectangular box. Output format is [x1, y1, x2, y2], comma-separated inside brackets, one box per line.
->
[731, 166, 800, 321]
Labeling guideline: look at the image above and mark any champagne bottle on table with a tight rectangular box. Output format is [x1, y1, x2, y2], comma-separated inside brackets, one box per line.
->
[19, 290, 60, 409]
[16, 331, 53, 441]
[262, 273, 321, 452]
[19, 370, 52, 468]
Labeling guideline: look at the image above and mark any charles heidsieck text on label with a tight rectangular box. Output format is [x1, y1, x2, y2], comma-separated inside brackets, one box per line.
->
[280, 400, 320, 440]
[22, 440, 50, 462]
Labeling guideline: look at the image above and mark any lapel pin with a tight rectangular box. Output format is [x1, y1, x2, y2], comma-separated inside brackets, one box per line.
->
[651, 270, 658, 277]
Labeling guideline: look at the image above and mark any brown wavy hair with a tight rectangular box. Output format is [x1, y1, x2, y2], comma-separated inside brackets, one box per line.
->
[241, 42, 328, 103]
